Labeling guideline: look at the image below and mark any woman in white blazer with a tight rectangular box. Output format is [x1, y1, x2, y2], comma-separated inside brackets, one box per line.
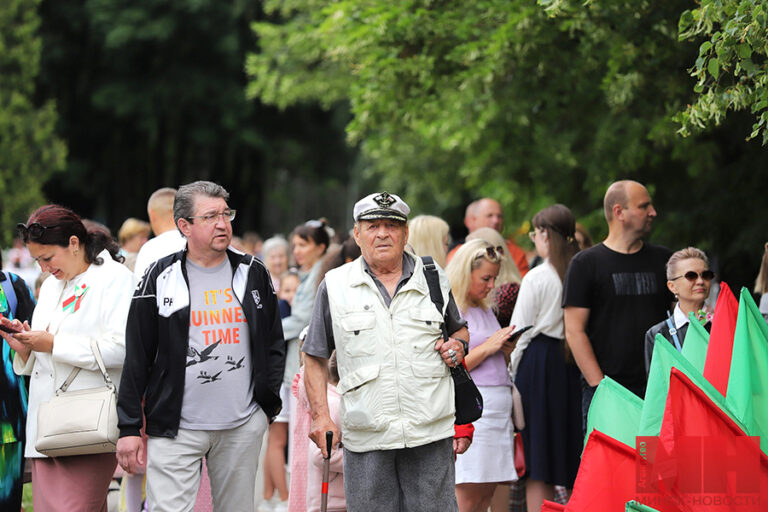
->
[1, 205, 135, 512]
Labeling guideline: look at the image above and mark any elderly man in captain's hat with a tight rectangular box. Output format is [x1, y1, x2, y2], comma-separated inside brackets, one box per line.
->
[302, 192, 469, 511]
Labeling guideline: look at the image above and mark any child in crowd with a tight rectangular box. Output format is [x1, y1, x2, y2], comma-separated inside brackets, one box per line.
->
[306, 351, 345, 512]
[278, 271, 300, 319]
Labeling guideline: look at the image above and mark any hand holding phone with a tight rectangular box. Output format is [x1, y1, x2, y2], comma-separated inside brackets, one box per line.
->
[505, 325, 533, 344]
[0, 315, 22, 334]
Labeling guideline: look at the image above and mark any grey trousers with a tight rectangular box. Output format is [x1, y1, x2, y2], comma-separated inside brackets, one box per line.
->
[146, 409, 268, 512]
[343, 438, 458, 512]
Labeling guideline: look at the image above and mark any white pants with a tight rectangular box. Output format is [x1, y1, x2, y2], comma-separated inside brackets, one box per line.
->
[147, 409, 268, 512]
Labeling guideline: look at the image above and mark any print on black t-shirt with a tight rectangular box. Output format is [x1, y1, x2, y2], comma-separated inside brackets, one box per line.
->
[612, 272, 658, 296]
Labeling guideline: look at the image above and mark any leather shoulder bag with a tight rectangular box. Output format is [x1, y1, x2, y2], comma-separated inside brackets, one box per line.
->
[36, 338, 119, 457]
[422, 256, 484, 425]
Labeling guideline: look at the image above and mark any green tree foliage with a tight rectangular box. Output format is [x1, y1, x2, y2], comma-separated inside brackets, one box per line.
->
[0, 0, 66, 246]
[249, 0, 768, 288]
[676, 0, 768, 143]
[35, 0, 356, 234]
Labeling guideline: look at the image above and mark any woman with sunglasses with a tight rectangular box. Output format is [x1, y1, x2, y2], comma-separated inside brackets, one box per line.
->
[0, 205, 135, 511]
[446, 239, 518, 512]
[508, 204, 582, 512]
[644, 247, 714, 373]
[466, 227, 522, 328]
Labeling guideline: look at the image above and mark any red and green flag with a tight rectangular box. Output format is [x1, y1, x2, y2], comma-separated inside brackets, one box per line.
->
[638, 368, 766, 511]
[566, 430, 637, 512]
[585, 376, 643, 449]
[702, 282, 738, 395]
[639, 336, 729, 437]
[725, 287, 768, 454]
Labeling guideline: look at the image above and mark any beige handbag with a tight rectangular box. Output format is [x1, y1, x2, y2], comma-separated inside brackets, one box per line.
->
[35, 339, 119, 457]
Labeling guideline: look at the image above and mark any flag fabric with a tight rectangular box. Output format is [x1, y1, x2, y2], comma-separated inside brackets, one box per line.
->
[541, 500, 566, 511]
[585, 376, 643, 449]
[638, 336, 729, 438]
[639, 368, 767, 512]
[681, 313, 709, 373]
[625, 501, 661, 512]
[702, 282, 738, 395]
[725, 287, 768, 454]
[565, 430, 637, 512]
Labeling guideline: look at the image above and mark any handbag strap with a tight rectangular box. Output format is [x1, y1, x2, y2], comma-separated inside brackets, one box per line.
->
[421, 256, 449, 340]
[58, 339, 114, 393]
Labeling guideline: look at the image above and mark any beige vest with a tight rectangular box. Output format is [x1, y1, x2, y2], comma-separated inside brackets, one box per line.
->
[325, 254, 455, 452]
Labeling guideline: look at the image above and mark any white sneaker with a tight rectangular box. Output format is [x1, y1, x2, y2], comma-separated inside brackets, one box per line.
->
[256, 498, 274, 512]
[272, 498, 288, 512]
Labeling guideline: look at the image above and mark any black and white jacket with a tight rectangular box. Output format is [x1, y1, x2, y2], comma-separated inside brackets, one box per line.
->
[117, 247, 286, 438]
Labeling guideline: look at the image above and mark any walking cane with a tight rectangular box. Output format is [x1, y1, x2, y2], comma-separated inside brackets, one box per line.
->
[321, 431, 333, 512]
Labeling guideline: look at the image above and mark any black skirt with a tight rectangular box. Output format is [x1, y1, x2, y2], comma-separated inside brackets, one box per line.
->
[515, 333, 582, 487]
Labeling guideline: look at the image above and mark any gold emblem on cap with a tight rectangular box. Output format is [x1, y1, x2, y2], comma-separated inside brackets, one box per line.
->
[373, 192, 396, 208]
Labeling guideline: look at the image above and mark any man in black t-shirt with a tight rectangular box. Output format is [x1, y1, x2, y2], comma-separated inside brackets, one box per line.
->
[562, 180, 672, 430]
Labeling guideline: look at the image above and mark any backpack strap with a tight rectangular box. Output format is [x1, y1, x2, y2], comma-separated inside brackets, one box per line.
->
[421, 256, 448, 340]
[0, 271, 18, 318]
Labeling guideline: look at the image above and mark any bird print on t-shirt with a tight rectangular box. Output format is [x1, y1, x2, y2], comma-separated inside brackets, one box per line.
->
[187, 340, 221, 367]
[197, 370, 222, 384]
[225, 355, 245, 371]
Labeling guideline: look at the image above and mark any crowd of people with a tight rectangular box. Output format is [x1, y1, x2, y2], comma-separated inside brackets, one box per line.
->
[0, 178, 766, 512]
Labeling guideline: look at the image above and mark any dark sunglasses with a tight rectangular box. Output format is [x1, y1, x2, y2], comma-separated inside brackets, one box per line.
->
[670, 270, 715, 282]
[16, 222, 50, 243]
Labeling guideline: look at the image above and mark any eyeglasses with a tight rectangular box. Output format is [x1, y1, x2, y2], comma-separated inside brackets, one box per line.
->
[186, 209, 236, 225]
[670, 270, 715, 282]
[475, 245, 504, 262]
[17, 222, 50, 243]
[528, 229, 547, 242]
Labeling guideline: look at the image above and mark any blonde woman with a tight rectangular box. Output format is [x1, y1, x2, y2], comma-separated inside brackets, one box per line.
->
[446, 239, 518, 512]
[407, 215, 450, 268]
[466, 227, 521, 328]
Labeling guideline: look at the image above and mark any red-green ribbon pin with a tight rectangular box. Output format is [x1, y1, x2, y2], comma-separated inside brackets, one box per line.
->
[62, 284, 89, 313]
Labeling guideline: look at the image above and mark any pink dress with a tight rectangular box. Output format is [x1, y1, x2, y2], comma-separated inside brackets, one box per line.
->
[288, 368, 311, 512]
[306, 384, 345, 512]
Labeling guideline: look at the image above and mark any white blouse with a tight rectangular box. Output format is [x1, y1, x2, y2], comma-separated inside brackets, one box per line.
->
[508, 261, 565, 379]
[14, 250, 136, 457]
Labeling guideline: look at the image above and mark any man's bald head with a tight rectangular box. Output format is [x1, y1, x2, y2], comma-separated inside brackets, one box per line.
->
[466, 198, 504, 233]
[603, 180, 657, 242]
[603, 180, 641, 222]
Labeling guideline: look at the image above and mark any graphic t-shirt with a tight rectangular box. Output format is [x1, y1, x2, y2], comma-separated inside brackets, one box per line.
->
[562, 242, 673, 396]
[180, 259, 258, 429]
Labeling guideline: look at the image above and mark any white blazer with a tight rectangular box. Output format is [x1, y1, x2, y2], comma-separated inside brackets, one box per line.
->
[14, 250, 136, 457]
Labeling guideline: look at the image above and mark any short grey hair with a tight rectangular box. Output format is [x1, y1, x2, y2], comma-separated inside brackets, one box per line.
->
[174, 181, 230, 226]
[262, 236, 289, 258]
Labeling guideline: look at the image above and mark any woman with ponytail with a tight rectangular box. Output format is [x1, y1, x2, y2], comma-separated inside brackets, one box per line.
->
[0, 205, 135, 511]
[508, 204, 582, 512]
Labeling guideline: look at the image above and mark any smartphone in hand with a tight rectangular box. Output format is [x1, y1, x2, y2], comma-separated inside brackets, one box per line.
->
[505, 325, 533, 344]
[0, 315, 22, 334]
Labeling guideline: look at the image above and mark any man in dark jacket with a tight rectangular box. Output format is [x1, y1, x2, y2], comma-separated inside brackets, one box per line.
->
[116, 181, 286, 512]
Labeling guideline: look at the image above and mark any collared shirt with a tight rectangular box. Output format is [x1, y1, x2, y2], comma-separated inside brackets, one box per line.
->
[302, 253, 466, 358]
[360, 253, 415, 307]
[672, 303, 690, 331]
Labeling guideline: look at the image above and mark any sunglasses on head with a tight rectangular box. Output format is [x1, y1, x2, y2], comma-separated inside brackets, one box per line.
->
[476, 245, 504, 262]
[670, 270, 715, 282]
[16, 222, 50, 243]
